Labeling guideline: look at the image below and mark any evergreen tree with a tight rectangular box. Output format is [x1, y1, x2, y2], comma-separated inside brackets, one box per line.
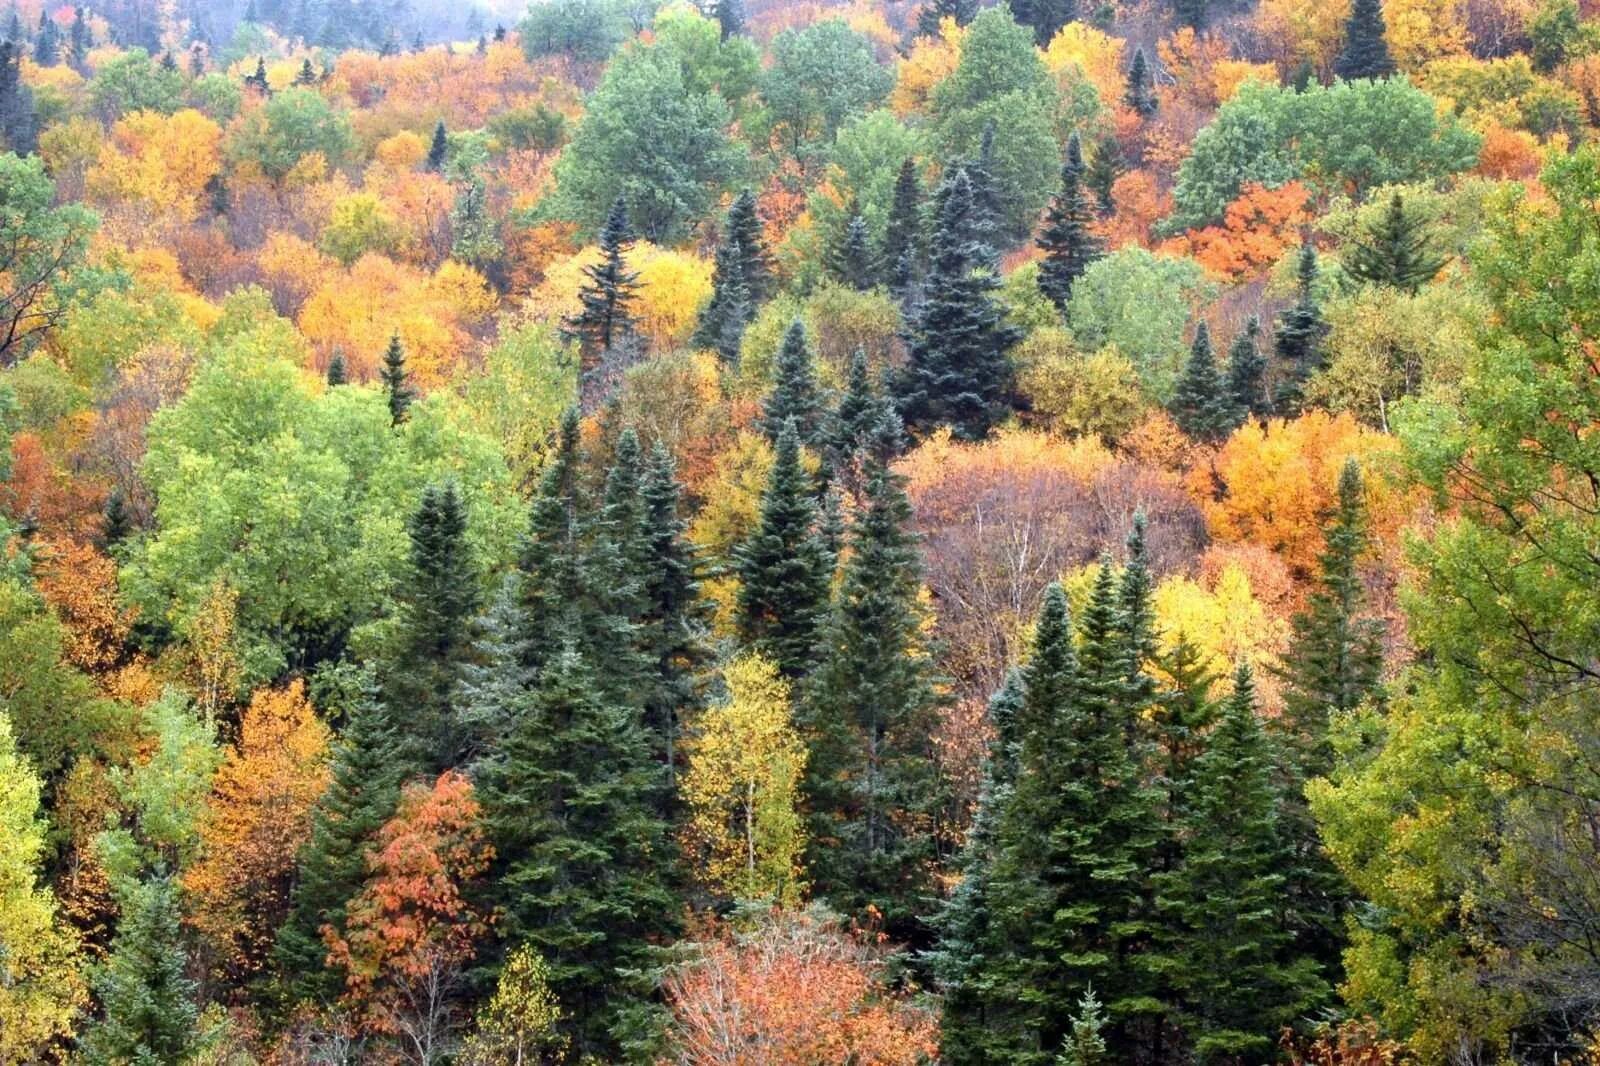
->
[80, 875, 205, 1065]
[1174, 0, 1209, 30]
[760, 320, 823, 444]
[1012, 0, 1078, 46]
[882, 157, 923, 300]
[479, 646, 676, 1061]
[1037, 132, 1103, 313]
[1273, 244, 1328, 413]
[1224, 316, 1267, 422]
[561, 196, 639, 372]
[427, 119, 448, 171]
[33, 12, 59, 65]
[735, 419, 831, 680]
[830, 209, 879, 291]
[714, 0, 744, 39]
[456, 575, 534, 770]
[102, 488, 132, 548]
[189, 43, 205, 78]
[69, 7, 89, 66]
[517, 409, 584, 674]
[1124, 46, 1157, 118]
[825, 348, 901, 498]
[379, 333, 414, 424]
[802, 458, 946, 938]
[1057, 988, 1110, 1066]
[897, 170, 1021, 441]
[691, 233, 751, 365]
[964, 123, 1003, 268]
[274, 680, 408, 1004]
[1346, 191, 1446, 293]
[1085, 131, 1124, 217]
[1155, 665, 1326, 1062]
[725, 188, 773, 305]
[294, 56, 316, 84]
[0, 40, 38, 154]
[916, 0, 978, 36]
[1334, 0, 1395, 81]
[1168, 322, 1234, 443]
[159, 49, 176, 71]
[244, 56, 270, 93]
[325, 350, 347, 386]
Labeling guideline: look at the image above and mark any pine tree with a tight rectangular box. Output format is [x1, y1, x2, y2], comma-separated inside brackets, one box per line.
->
[102, 488, 132, 548]
[735, 419, 832, 681]
[1012, 0, 1078, 46]
[0, 40, 38, 155]
[1224, 316, 1267, 422]
[760, 320, 823, 444]
[325, 350, 347, 386]
[897, 170, 1021, 441]
[916, 0, 978, 36]
[1037, 132, 1103, 313]
[1155, 665, 1326, 1062]
[1168, 322, 1234, 443]
[725, 188, 773, 305]
[691, 233, 751, 365]
[1085, 131, 1125, 217]
[830, 210, 879, 291]
[714, 0, 744, 39]
[802, 458, 946, 938]
[1174, 0, 1209, 30]
[69, 6, 89, 67]
[80, 875, 205, 1065]
[273, 680, 407, 1004]
[964, 123, 1003, 267]
[1124, 46, 1157, 118]
[427, 119, 448, 171]
[479, 645, 677, 1061]
[1334, 0, 1395, 81]
[1273, 244, 1328, 413]
[562, 196, 639, 375]
[379, 333, 414, 424]
[517, 408, 584, 674]
[1346, 191, 1446, 293]
[294, 56, 316, 84]
[882, 158, 923, 299]
[33, 12, 59, 65]
[824, 348, 902, 499]
[245, 56, 270, 93]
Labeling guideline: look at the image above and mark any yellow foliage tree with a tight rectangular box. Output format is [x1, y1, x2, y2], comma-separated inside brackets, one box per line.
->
[1386, 0, 1471, 71]
[1254, 0, 1352, 77]
[85, 108, 223, 223]
[1152, 562, 1292, 709]
[529, 241, 712, 350]
[890, 17, 965, 117]
[1043, 21, 1126, 106]
[682, 654, 808, 904]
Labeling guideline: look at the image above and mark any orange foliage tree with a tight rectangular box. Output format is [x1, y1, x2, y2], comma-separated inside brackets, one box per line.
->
[1164, 181, 1311, 280]
[183, 680, 331, 980]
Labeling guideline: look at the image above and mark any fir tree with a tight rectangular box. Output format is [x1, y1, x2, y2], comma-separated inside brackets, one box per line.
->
[1334, 0, 1395, 81]
[294, 56, 316, 84]
[691, 233, 751, 364]
[1346, 191, 1446, 293]
[379, 333, 414, 424]
[760, 320, 823, 444]
[1037, 132, 1103, 313]
[802, 458, 946, 938]
[1174, 0, 1209, 30]
[916, 0, 978, 36]
[830, 209, 878, 291]
[882, 157, 923, 299]
[456, 574, 534, 770]
[1012, 0, 1078, 46]
[80, 875, 205, 1065]
[33, 11, 59, 65]
[69, 6, 89, 66]
[1168, 322, 1233, 443]
[1057, 988, 1110, 1066]
[427, 119, 448, 171]
[825, 348, 902, 499]
[1224, 316, 1267, 422]
[244, 56, 269, 93]
[0, 40, 38, 154]
[725, 188, 773, 304]
[1085, 131, 1125, 217]
[159, 49, 176, 71]
[964, 123, 1003, 268]
[562, 196, 639, 374]
[897, 170, 1022, 441]
[101, 488, 132, 548]
[714, 0, 744, 39]
[735, 419, 832, 680]
[1125, 46, 1157, 118]
[517, 408, 584, 673]
[325, 350, 347, 386]
[479, 645, 677, 1061]
[189, 43, 205, 77]
[1273, 244, 1328, 413]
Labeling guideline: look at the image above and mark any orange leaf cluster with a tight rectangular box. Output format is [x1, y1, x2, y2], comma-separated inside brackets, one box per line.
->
[1163, 181, 1311, 280]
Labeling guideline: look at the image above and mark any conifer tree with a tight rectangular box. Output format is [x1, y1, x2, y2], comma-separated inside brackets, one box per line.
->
[1273, 244, 1327, 413]
[0, 40, 37, 154]
[80, 875, 204, 1065]
[1168, 322, 1233, 443]
[456, 575, 534, 770]
[244, 56, 270, 93]
[1124, 46, 1157, 118]
[1174, 0, 1209, 30]
[1012, 0, 1077, 45]
[897, 170, 1021, 441]
[189, 44, 205, 78]
[760, 320, 823, 445]
[479, 646, 676, 1060]
[802, 457, 946, 937]
[1037, 132, 1103, 313]
[325, 350, 347, 386]
[379, 333, 414, 424]
[714, 0, 744, 39]
[964, 123, 1003, 268]
[562, 196, 639, 374]
[882, 158, 923, 299]
[517, 409, 584, 673]
[1334, 0, 1395, 81]
[1057, 988, 1110, 1066]
[735, 419, 831, 680]
[830, 210, 878, 291]
[691, 234, 751, 365]
[427, 120, 448, 171]
[1155, 665, 1326, 1061]
[1224, 316, 1267, 422]
[69, 6, 89, 66]
[101, 488, 131, 547]
[159, 49, 176, 71]
[33, 12, 59, 65]
[825, 348, 902, 499]
[295, 56, 316, 84]
[725, 188, 773, 304]
[1086, 131, 1124, 217]
[1347, 191, 1446, 293]
[916, 0, 978, 36]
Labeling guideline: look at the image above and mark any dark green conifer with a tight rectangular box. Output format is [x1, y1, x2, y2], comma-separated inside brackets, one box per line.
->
[159, 49, 176, 71]
[1224, 316, 1267, 422]
[1037, 132, 1103, 313]
[1334, 0, 1395, 81]
[830, 210, 878, 291]
[101, 488, 132, 548]
[1273, 244, 1328, 413]
[294, 56, 316, 84]
[691, 233, 751, 365]
[964, 122, 1003, 266]
[1169, 322, 1233, 443]
[725, 188, 773, 304]
[517, 408, 583, 672]
[760, 320, 823, 445]
[715, 0, 745, 39]
[1346, 191, 1446, 293]
[33, 12, 59, 65]
[1174, 0, 1209, 30]
[456, 575, 534, 769]
[0, 40, 38, 154]
[917, 0, 978, 36]
[1012, 0, 1078, 45]
[325, 350, 347, 386]
[245, 56, 269, 93]
[735, 419, 831, 680]
[562, 196, 639, 371]
[825, 348, 902, 498]
[1085, 131, 1124, 217]
[80, 875, 204, 1065]
[426, 119, 448, 170]
[1125, 46, 1157, 118]
[379, 333, 414, 424]
[882, 158, 923, 298]
[69, 6, 89, 66]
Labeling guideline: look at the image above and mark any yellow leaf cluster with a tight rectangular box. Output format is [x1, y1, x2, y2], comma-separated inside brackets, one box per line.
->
[1152, 563, 1291, 709]
[1043, 22, 1126, 106]
[528, 241, 712, 350]
[1385, 0, 1471, 71]
[890, 18, 964, 117]
[85, 109, 223, 223]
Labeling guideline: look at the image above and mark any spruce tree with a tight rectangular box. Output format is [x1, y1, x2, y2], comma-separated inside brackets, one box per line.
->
[80, 875, 204, 1065]
[479, 645, 677, 1061]
[1124, 46, 1157, 118]
[517, 408, 584, 674]
[725, 188, 772, 304]
[1155, 665, 1326, 1061]
[1168, 322, 1233, 443]
[101, 488, 132, 548]
[830, 210, 878, 291]
[325, 350, 347, 386]
[1174, 0, 1209, 30]
[802, 457, 946, 938]
[1346, 191, 1446, 293]
[1037, 132, 1103, 313]
[916, 0, 978, 36]
[1334, 0, 1395, 81]
[882, 158, 923, 299]
[714, 0, 744, 39]
[897, 170, 1021, 441]
[1012, 0, 1078, 46]
[245, 56, 270, 93]
[69, 6, 89, 66]
[735, 419, 831, 680]
[294, 57, 316, 84]
[33, 12, 59, 65]
[159, 49, 176, 71]
[1273, 244, 1327, 413]
[427, 119, 448, 170]
[379, 333, 414, 424]
[1085, 131, 1124, 217]
[0, 40, 37, 154]
[562, 197, 640, 374]
[1224, 316, 1267, 422]
[691, 233, 751, 365]
[825, 348, 902, 499]
[759, 320, 823, 445]
[456, 575, 534, 770]
[964, 123, 1003, 268]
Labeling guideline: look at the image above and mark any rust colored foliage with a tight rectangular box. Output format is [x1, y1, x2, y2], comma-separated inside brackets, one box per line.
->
[1164, 181, 1312, 280]
[2, 432, 107, 542]
[33, 537, 137, 678]
[662, 907, 939, 1066]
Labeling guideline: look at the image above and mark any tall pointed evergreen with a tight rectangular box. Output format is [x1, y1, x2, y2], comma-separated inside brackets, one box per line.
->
[1124, 46, 1157, 118]
[1037, 132, 1102, 313]
[965, 123, 1003, 267]
[33, 11, 59, 65]
[380, 333, 413, 424]
[1225, 316, 1267, 422]
[1012, 0, 1077, 45]
[1174, 0, 1209, 30]
[1346, 191, 1445, 293]
[916, 0, 978, 36]
[456, 575, 534, 770]
[1273, 244, 1327, 413]
[714, 0, 744, 39]
[325, 350, 347, 386]
[1086, 131, 1125, 217]
[882, 158, 923, 299]
[80, 875, 204, 1065]
[825, 348, 902, 499]
[724, 188, 772, 304]
[562, 196, 639, 371]
[0, 40, 37, 154]
[1168, 322, 1233, 443]
[802, 457, 946, 938]
[518, 408, 585, 673]
[1334, 0, 1395, 81]
[426, 120, 448, 170]
[830, 209, 878, 291]
[691, 233, 751, 365]
[759, 320, 822, 444]
[897, 170, 1021, 441]
[735, 419, 831, 680]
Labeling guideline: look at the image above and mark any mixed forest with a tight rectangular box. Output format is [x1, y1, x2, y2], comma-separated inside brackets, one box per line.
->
[1, 0, 1599, 1062]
